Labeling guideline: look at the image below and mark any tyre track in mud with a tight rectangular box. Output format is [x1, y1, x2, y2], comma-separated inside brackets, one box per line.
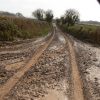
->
[0, 26, 85, 100]
[3, 28, 70, 100]
[0, 32, 54, 100]
[62, 32, 84, 100]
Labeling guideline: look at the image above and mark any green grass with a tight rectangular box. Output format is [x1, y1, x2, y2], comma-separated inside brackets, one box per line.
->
[59, 24, 100, 45]
[0, 16, 51, 41]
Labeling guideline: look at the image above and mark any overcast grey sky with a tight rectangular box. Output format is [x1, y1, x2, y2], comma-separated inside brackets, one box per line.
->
[0, 0, 100, 21]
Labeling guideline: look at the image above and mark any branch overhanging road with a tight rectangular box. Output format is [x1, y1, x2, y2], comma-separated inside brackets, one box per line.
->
[0, 24, 85, 100]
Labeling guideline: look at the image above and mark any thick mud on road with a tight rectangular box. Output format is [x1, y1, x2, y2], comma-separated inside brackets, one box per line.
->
[0, 35, 50, 86]
[0, 28, 100, 100]
[71, 36, 100, 100]
[3, 30, 71, 100]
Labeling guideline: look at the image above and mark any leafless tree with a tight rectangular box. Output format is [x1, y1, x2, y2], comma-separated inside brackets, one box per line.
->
[45, 10, 53, 23]
[32, 9, 44, 20]
[16, 12, 24, 17]
[64, 9, 80, 26]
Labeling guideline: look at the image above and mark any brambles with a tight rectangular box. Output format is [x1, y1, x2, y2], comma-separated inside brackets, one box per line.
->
[0, 19, 19, 41]
[0, 16, 51, 41]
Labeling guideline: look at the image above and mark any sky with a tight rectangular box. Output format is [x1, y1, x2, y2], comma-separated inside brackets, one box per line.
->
[0, 0, 100, 21]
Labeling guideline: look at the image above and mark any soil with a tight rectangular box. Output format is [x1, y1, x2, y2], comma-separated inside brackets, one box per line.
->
[70, 35, 100, 100]
[3, 30, 71, 100]
[0, 27, 100, 100]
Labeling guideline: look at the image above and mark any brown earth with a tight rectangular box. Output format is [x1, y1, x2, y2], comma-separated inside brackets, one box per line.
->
[0, 26, 100, 100]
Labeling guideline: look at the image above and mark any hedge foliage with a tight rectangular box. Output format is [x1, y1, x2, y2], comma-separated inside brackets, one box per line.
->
[0, 16, 51, 41]
[60, 24, 100, 44]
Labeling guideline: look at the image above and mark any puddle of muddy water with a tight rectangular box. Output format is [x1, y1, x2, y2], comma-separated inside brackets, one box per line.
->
[58, 35, 66, 44]
[39, 89, 68, 100]
[49, 45, 58, 50]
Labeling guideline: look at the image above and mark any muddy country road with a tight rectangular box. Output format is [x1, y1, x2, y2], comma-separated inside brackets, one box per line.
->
[0, 26, 100, 100]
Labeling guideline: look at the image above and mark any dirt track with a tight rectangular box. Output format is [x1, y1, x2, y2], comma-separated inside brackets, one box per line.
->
[0, 32, 54, 100]
[0, 26, 100, 100]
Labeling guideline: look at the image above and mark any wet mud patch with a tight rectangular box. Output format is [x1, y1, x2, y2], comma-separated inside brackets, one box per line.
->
[4, 33, 71, 100]
[73, 39, 100, 100]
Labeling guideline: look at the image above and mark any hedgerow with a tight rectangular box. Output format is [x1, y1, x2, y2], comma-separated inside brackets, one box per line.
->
[59, 24, 100, 45]
[0, 16, 51, 41]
